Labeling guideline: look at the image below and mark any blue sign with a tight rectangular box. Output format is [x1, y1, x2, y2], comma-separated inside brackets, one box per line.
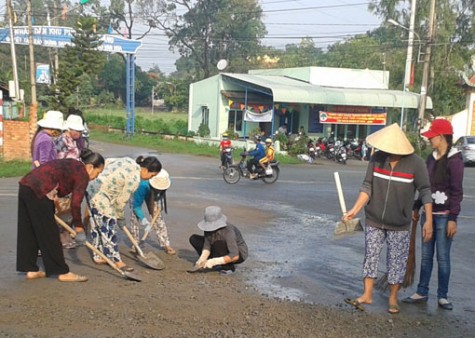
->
[36, 64, 50, 84]
[0, 26, 142, 54]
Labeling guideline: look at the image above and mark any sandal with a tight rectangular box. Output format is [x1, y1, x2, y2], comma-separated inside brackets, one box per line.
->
[388, 304, 400, 314]
[58, 272, 88, 282]
[93, 258, 107, 265]
[344, 298, 365, 311]
[116, 263, 134, 272]
[164, 246, 176, 255]
[26, 271, 46, 280]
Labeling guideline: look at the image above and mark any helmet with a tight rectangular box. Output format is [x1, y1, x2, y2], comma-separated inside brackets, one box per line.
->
[265, 138, 272, 144]
[222, 132, 228, 138]
[254, 135, 261, 142]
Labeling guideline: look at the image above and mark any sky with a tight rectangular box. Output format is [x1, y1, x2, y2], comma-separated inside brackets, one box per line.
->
[135, 0, 383, 74]
[0, 0, 383, 74]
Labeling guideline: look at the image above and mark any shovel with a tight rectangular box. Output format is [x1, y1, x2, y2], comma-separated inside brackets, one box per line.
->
[54, 215, 142, 282]
[334, 172, 363, 237]
[121, 225, 165, 270]
[139, 208, 161, 245]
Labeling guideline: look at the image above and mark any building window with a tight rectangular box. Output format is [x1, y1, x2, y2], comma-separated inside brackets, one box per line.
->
[201, 106, 209, 126]
[228, 109, 243, 132]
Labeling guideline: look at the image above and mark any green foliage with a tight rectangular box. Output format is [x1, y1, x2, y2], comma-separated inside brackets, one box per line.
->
[288, 135, 309, 156]
[198, 123, 210, 137]
[274, 132, 288, 149]
[48, 15, 106, 112]
[0, 160, 31, 178]
[224, 129, 239, 140]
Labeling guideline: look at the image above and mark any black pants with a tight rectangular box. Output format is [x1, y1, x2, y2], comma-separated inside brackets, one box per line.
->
[189, 234, 244, 271]
[246, 158, 260, 173]
[17, 185, 69, 276]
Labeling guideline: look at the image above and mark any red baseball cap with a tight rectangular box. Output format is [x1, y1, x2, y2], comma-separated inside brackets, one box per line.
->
[422, 119, 453, 138]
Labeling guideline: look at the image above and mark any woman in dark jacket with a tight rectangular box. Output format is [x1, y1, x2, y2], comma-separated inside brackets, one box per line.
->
[403, 119, 464, 310]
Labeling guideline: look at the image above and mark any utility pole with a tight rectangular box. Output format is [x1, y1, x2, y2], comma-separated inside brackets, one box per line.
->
[418, 0, 436, 127]
[26, 0, 38, 113]
[6, 0, 20, 101]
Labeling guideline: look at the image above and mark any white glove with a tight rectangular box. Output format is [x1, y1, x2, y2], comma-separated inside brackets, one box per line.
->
[141, 218, 152, 232]
[204, 257, 226, 269]
[195, 249, 210, 268]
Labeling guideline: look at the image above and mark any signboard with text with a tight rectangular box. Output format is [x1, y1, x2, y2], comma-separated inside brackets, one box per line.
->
[319, 111, 387, 125]
[0, 26, 142, 54]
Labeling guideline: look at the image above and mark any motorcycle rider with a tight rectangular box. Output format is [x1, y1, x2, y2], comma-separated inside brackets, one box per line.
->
[246, 135, 265, 177]
[219, 132, 232, 169]
[251, 138, 275, 179]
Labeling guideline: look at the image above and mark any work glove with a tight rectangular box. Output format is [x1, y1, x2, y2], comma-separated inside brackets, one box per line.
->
[194, 249, 210, 269]
[74, 229, 87, 245]
[141, 218, 152, 232]
[204, 257, 226, 269]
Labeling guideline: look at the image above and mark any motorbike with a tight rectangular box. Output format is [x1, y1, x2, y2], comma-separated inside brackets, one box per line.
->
[324, 142, 335, 160]
[222, 147, 234, 169]
[223, 152, 280, 184]
[334, 143, 347, 164]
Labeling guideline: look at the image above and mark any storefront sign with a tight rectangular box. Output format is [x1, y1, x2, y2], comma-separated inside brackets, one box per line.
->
[319, 111, 387, 125]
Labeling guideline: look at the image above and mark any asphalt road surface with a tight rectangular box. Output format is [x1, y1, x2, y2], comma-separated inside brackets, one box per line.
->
[1, 139, 474, 335]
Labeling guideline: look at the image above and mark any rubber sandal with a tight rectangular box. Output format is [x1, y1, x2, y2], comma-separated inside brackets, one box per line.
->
[344, 298, 365, 311]
[388, 304, 400, 314]
[117, 265, 134, 272]
[164, 246, 176, 255]
[58, 273, 88, 282]
[93, 258, 107, 265]
[26, 271, 46, 280]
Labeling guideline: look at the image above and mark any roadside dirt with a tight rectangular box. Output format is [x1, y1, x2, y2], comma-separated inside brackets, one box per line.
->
[0, 202, 466, 338]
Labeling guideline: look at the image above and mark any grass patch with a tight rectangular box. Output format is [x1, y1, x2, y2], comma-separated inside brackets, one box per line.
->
[90, 130, 301, 164]
[86, 107, 187, 122]
[0, 160, 31, 178]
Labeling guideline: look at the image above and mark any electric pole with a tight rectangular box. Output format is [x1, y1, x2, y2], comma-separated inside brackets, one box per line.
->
[6, 0, 20, 102]
[26, 0, 38, 117]
[418, 0, 436, 127]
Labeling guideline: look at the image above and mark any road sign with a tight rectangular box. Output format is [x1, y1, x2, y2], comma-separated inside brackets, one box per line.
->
[0, 26, 142, 54]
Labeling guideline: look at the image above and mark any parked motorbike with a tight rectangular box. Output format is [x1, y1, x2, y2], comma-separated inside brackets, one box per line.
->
[334, 143, 347, 164]
[223, 152, 280, 184]
[324, 142, 335, 160]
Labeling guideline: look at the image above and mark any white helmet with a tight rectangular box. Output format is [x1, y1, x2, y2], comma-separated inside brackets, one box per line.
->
[265, 138, 272, 144]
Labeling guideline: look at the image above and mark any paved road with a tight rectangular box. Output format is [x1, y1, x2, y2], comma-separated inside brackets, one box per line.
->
[1, 139, 474, 328]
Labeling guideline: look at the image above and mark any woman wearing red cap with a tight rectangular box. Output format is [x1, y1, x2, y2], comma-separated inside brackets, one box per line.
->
[403, 119, 464, 310]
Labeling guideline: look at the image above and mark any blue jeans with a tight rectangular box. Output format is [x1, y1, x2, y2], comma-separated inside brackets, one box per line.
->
[416, 214, 453, 299]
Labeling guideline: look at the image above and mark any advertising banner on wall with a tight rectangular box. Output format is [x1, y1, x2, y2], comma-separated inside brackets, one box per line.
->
[319, 111, 387, 125]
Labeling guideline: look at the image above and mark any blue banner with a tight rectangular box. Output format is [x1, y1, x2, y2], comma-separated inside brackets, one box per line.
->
[0, 26, 142, 54]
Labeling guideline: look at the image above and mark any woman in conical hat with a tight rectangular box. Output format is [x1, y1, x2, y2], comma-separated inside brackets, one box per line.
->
[343, 123, 433, 314]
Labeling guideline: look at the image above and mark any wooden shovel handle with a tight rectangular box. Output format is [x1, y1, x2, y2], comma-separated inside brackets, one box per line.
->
[140, 207, 161, 242]
[54, 215, 125, 276]
[121, 224, 146, 257]
[334, 172, 347, 214]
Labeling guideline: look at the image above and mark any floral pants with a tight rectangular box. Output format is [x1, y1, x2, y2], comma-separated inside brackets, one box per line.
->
[90, 212, 122, 263]
[363, 225, 410, 284]
[130, 200, 171, 247]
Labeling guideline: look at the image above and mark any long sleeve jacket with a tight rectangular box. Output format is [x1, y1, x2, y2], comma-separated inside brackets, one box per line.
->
[361, 151, 432, 231]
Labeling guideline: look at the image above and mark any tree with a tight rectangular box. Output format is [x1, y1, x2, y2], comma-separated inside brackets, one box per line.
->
[48, 15, 106, 112]
[368, 0, 468, 115]
[136, 0, 267, 79]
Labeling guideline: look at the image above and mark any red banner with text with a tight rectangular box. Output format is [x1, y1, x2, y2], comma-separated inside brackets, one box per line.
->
[319, 111, 387, 125]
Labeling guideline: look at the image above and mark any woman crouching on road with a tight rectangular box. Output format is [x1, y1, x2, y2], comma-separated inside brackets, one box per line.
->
[87, 156, 161, 272]
[17, 150, 105, 282]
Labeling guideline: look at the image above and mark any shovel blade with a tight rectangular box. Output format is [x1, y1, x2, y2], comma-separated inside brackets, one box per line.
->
[137, 251, 165, 270]
[334, 219, 363, 237]
[123, 271, 143, 282]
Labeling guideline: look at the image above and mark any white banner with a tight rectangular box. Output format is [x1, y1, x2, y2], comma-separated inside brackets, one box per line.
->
[244, 109, 273, 122]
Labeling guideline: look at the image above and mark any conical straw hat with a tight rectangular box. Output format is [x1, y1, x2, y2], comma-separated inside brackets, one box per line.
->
[366, 123, 414, 155]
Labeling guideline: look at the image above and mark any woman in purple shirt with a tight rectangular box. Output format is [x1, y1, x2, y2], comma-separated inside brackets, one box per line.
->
[31, 111, 64, 168]
[404, 119, 464, 310]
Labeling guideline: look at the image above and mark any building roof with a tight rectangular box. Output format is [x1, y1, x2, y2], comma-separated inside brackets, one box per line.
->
[222, 73, 432, 109]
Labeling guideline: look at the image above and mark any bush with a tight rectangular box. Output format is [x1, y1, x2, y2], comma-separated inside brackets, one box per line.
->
[198, 123, 210, 137]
